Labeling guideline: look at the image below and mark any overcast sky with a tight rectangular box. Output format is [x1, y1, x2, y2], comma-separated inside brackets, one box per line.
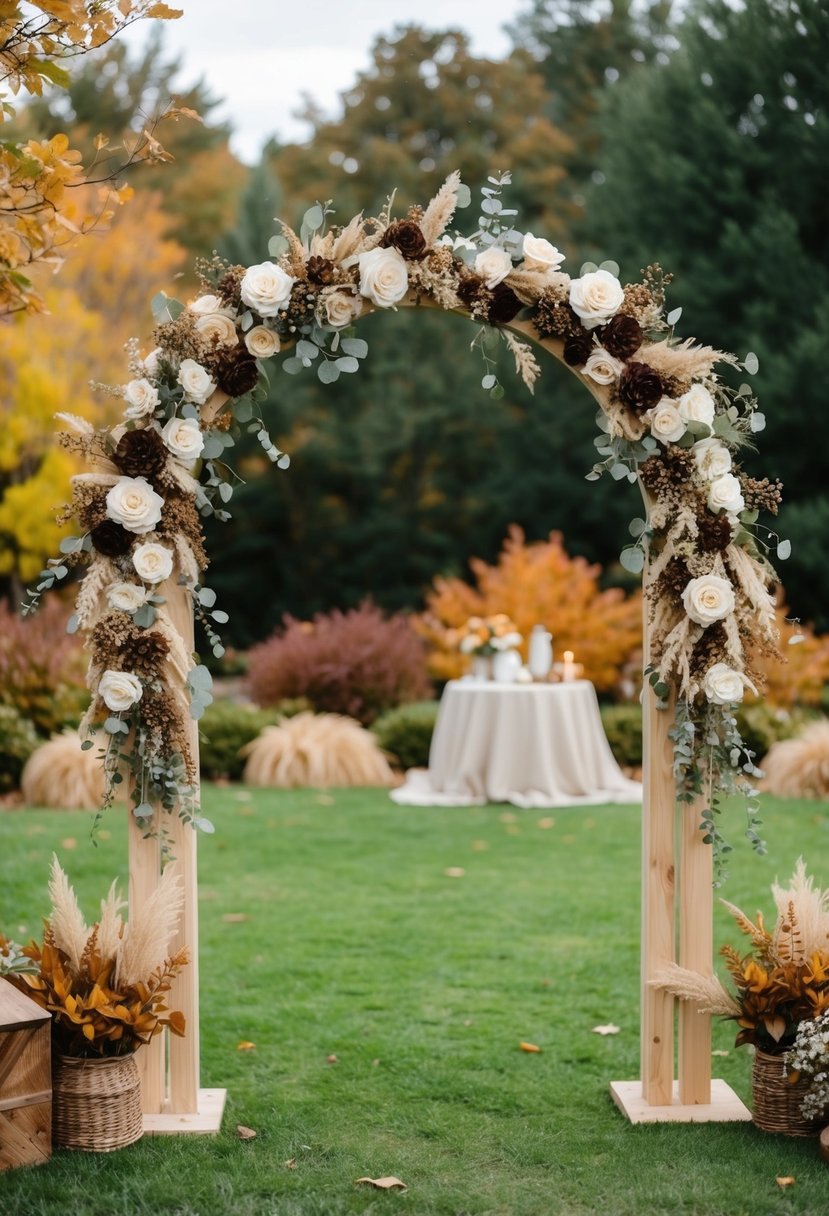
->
[123, 0, 527, 162]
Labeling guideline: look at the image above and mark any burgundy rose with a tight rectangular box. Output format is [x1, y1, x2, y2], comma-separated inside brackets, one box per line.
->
[563, 332, 594, 367]
[90, 520, 133, 558]
[618, 361, 664, 412]
[600, 313, 643, 361]
[112, 427, 167, 480]
[487, 284, 523, 326]
[380, 220, 427, 260]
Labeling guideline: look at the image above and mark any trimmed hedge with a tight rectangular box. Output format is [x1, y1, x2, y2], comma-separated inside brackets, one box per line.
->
[600, 703, 643, 768]
[199, 698, 310, 781]
[0, 705, 39, 793]
[372, 701, 440, 770]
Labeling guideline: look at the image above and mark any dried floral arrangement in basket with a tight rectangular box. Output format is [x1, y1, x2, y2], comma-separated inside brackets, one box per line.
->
[26, 169, 786, 872]
[1, 856, 187, 1057]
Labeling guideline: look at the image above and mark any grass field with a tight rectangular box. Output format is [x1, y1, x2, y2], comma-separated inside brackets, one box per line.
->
[1, 786, 829, 1216]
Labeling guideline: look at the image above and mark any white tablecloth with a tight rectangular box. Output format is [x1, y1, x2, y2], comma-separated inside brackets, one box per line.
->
[391, 679, 642, 808]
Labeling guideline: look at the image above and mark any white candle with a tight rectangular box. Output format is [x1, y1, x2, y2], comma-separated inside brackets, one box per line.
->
[562, 650, 576, 682]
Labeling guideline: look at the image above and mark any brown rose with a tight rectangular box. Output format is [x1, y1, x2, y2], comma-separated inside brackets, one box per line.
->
[215, 349, 260, 398]
[563, 332, 594, 367]
[487, 284, 523, 326]
[91, 520, 133, 558]
[600, 313, 643, 361]
[380, 220, 427, 260]
[618, 361, 664, 412]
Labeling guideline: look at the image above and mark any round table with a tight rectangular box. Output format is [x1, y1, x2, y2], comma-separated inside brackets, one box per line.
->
[391, 678, 642, 808]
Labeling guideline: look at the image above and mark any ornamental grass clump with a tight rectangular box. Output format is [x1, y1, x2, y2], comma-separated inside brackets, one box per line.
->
[247, 601, 431, 727]
[653, 859, 829, 1054]
[5, 856, 188, 1057]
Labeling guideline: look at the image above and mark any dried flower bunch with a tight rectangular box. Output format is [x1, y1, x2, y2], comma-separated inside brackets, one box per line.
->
[653, 860, 829, 1054]
[5, 856, 188, 1057]
[28, 169, 781, 863]
[785, 1009, 829, 1122]
[448, 614, 523, 658]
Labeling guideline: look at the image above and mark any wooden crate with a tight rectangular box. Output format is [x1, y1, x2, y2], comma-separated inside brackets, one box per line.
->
[0, 978, 51, 1171]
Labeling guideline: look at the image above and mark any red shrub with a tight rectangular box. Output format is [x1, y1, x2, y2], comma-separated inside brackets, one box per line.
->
[247, 602, 431, 726]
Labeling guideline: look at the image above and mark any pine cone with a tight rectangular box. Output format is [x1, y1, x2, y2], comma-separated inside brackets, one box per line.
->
[306, 256, 336, 285]
[215, 349, 260, 398]
[697, 511, 734, 553]
[113, 428, 167, 480]
[487, 284, 522, 326]
[457, 274, 485, 311]
[618, 361, 664, 413]
[600, 314, 643, 361]
[90, 520, 133, 558]
[217, 268, 245, 310]
[123, 632, 170, 679]
[380, 220, 427, 260]
[563, 332, 594, 367]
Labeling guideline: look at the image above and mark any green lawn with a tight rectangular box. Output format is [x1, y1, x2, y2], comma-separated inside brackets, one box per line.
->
[2, 787, 829, 1216]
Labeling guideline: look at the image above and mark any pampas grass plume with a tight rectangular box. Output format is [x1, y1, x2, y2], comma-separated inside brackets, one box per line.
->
[48, 854, 88, 974]
[762, 720, 829, 800]
[22, 731, 105, 811]
[116, 863, 184, 988]
[243, 712, 394, 788]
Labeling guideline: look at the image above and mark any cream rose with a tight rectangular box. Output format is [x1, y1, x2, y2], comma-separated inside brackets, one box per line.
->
[582, 347, 623, 385]
[682, 574, 736, 627]
[99, 670, 143, 714]
[316, 287, 363, 329]
[141, 348, 162, 379]
[693, 437, 732, 481]
[474, 246, 513, 290]
[107, 582, 149, 613]
[240, 261, 295, 317]
[569, 269, 625, 329]
[358, 246, 409, 308]
[106, 476, 164, 535]
[244, 325, 280, 357]
[648, 399, 686, 444]
[177, 359, 216, 405]
[679, 383, 716, 429]
[189, 293, 224, 316]
[132, 541, 174, 585]
[707, 473, 745, 516]
[124, 378, 159, 421]
[195, 312, 238, 348]
[162, 416, 204, 465]
[522, 233, 565, 272]
[703, 662, 750, 706]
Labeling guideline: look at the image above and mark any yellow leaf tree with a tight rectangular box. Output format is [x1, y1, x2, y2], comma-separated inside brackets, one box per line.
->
[418, 527, 642, 693]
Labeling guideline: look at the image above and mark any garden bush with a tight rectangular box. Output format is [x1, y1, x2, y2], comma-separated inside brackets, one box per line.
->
[734, 702, 818, 762]
[0, 599, 88, 736]
[199, 698, 311, 780]
[600, 703, 643, 768]
[373, 700, 440, 770]
[247, 602, 431, 726]
[0, 705, 39, 793]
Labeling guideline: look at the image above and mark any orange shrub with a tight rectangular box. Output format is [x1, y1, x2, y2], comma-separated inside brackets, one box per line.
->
[418, 527, 642, 693]
[752, 606, 829, 707]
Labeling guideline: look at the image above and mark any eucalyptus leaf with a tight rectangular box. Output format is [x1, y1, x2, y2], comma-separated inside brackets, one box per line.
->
[619, 546, 645, 574]
[489, 384, 505, 401]
[296, 339, 319, 360]
[277, 454, 291, 469]
[59, 536, 81, 554]
[133, 802, 154, 820]
[318, 360, 340, 384]
[776, 539, 792, 560]
[599, 259, 620, 278]
[66, 613, 79, 635]
[80, 739, 94, 751]
[455, 183, 471, 208]
[667, 306, 683, 326]
[282, 356, 303, 375]
[233, 397, 254, 422]
[744, 351, 760, 375]
[195, 817, 215, 834]
[211, 609, 229, 624]
[267, 234, 288, 258]
[610, 463, 629, 481]
[750, 411, 766, 432]
[335, 356, 359, 373]
[303, 204, 324, 232]
[340, 338, 368, 359]
[197, 587, 217, 608]
[218, 482, 233, 503]
[481, 374, 496, 390]
[133, 603, 156, 629]
[579, 261, 598, 276]
[201, 435, 225, 460]
[628, 518, 647, 538]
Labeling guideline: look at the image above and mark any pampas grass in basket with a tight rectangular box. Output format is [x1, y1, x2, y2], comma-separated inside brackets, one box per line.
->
[242, 711, 394, 788]
[22, 731, 104, 810]
[762, 720, 829, 799]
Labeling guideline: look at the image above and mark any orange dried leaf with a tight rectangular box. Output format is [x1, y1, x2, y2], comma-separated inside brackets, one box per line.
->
[284, 1158, 297, 1169]
[520, 1041, 542, 1053]
[236, 1040, 256, 1052]
[592, 1023, 621, 1036]
[236, 1125, 256, 1141]
[326, 1054, 338, 1064]
[355, 1177, 407, 1191]
[776, 1176, 795, 1188]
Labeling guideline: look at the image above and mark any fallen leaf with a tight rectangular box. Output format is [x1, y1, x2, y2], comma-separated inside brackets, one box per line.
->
[562, 834, 576, 844]
[326, 1054, 338, 1064]
[236, 1040, 256, 1051]
[222, 912, 248, 923]
[355, 1176, 407, 1191]
[98, 829, 111, 840]
[506, 825, 521, 836]
[499, 811, 517, 823]
[712, 1049, 730, 1057]
[61, 837, 77, 850]
[236, 1125, 257, 1140]
[284, 1158, 297, 1169]
[444, 867, 466, 878]
[592, 1024, 620, 1036]
[537, 817, 555, 829]
[235, 790, 252, 801]
[471, 839, 490, 851]
[316, 794, 334, 805]
[372, 1058, 380, 1067]
[520, 1041, 542, 1053]
[776, 1176, 795, 1188]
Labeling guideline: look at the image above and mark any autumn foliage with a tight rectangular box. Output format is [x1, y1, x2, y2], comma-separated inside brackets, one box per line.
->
[418, 527, 642, 693]
[752, 605, 829, 708]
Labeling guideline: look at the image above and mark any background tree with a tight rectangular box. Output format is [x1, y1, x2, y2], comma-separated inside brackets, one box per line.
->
[585, 0, 829, 626]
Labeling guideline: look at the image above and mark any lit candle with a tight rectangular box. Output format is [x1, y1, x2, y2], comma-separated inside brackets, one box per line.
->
[562, 650, 576, 682]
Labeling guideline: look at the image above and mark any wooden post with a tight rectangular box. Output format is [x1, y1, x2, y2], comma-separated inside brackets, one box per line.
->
[678, 794, 712, 1105]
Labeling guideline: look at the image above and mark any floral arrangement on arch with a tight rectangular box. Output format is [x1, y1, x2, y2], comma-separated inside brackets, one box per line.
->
[29, 168, 783, 867]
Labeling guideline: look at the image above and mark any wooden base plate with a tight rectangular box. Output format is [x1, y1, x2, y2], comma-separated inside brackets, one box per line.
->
[610, 1079, 752, 1124]
[142, 1088, 226, 1135]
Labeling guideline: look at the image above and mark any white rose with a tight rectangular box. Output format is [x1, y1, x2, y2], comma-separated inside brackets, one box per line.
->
[132, 541, 174, 585]
[141, 348, 162, 379]
[693, 437, 732, 481]
[582, 347, 623, 385]
[240, 261, 295, 317]
[124, 378, 159, 421]
[106, 476, 164, 535]
[244, 325, 280, 357]
[194, 312, 238, 348]
[569, 269, 625, 329]
[474, 246, 513, 290]
[316, 287, 363, 330]
[162, 416, 204, 465]
[189, 293, 224, 316]
[648, 399, 686, 444]
[459, 635, 478, 654]
[679, 383, 716, 429]
[358, 246, 409, 308]
[707, 473, 745, 516]
[703, 662, 749, 706]
[682, 574, 736, 627]
[522, 233, 565, 272]
[177, 359, 216, 405]
[99, 670, 143, 714]
[107, 582, 149, 613]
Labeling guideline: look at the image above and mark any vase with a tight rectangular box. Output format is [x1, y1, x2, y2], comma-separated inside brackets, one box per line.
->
[751, 1048, 821, 1137]
[470, 655, 492, 681]
[528, 625, 553, 680]
[52, 1052, 143, 1152]
[492, 649, 522, 683]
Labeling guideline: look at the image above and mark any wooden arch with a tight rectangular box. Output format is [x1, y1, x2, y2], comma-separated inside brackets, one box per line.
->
[134, 292, 750, 1133]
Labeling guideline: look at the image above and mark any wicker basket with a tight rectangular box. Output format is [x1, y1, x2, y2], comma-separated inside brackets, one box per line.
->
[53, 1053, 143, 1152]
[752, 1049, 821, 1137]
